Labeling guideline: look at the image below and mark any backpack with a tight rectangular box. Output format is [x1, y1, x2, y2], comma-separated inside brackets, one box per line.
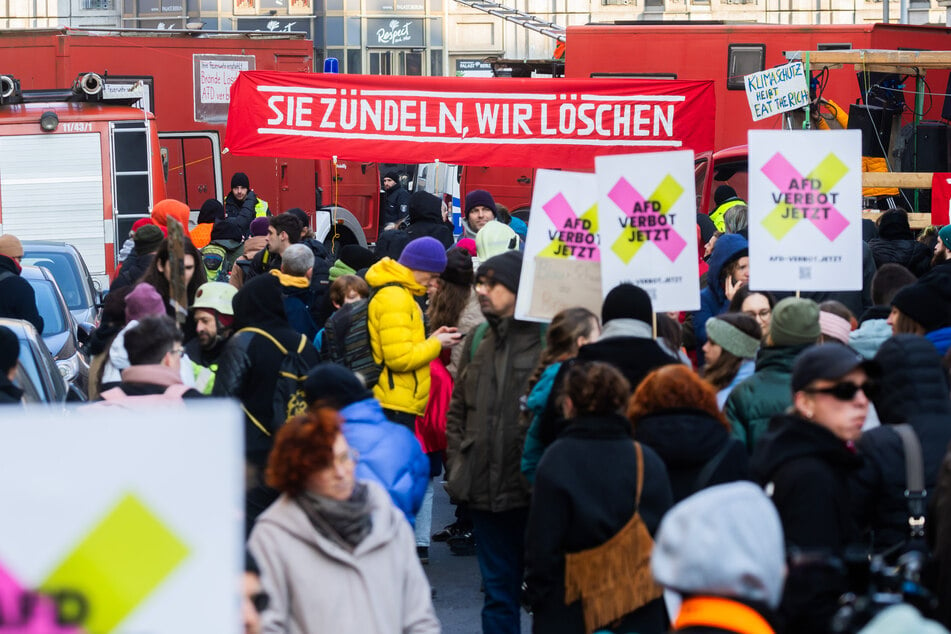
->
[236, 327, 311, 435]
[202, 243, 230, 282]
[322, 283, 399, 389]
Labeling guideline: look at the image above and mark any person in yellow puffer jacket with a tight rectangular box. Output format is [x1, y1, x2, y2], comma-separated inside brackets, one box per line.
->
[365, 237, 464, 429]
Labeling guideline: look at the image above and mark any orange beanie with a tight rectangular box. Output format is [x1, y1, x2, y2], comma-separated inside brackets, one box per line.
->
[151, 199, 192, 237]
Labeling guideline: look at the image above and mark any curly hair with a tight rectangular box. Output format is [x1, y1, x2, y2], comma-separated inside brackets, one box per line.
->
[266, 408, 343, 496]
[628, 364, 729, 430]
[563, 360, 631, 416]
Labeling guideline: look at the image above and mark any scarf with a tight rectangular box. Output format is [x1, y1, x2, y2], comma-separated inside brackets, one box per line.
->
[296, 483, 373, 552]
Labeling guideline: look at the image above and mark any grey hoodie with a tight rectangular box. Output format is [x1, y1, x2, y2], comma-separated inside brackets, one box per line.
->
[249, 480, 440, 634]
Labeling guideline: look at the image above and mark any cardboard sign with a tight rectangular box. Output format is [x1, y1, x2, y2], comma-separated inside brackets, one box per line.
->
[515, 169, 602, 322]
[745, 62, 809, 122]
[748, 129, 863, 291]
[596, 151, 700, 312]
[225, 72, 716, 169]
[0, 401, 244, 633]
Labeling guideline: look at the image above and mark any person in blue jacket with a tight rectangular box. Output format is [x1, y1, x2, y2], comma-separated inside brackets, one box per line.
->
[303, 363, 429, 526]
[692, 233, 748, 367]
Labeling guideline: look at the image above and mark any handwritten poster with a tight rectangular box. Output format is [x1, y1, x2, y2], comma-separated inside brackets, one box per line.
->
[596, 151, 700, 312]
[515, 169, 603, 322]
[745, 62, 809, 122]
[748, 129, 862, 291]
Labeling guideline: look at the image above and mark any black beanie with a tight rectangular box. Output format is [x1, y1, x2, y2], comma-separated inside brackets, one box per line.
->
[133, 224, 164, 255]
[892, 283, 949, 331]
[383, 171, 400, 184]
[286, 208, 309, 229]
[877, 209, 914, 241]
[409, 191, 442, 221]
[441, 247, 474, 287]
[304, 363, 373, 408]
[476, 251, 522, 294]
[198, 198, 225, 224]
[231, 172, 250, 190]
[601, 283, 653, 325]
[339, 244, 377, 272]
[210, 217, 244, 243]
[0, 325, 17, 372]
[714, 185, 738, 206]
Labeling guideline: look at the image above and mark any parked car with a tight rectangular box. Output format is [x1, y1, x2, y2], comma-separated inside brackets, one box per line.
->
[20, 266, 90, 399]
[0, 318, 70, 403]
[21, 241, 102, 326]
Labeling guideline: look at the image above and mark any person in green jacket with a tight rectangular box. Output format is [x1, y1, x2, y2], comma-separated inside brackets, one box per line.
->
[724, 297, 821, 453]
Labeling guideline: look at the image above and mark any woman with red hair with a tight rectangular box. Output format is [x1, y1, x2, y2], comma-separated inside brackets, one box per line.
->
[247, 408, 439, 634]
[628, 365, 748, 503]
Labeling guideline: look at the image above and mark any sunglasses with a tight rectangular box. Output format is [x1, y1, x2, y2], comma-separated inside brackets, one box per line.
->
[804, 380, 877, 401]
[250, 591, 269, 613]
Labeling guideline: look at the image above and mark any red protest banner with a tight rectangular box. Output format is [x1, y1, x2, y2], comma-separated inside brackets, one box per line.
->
[224, 71, 715, 170]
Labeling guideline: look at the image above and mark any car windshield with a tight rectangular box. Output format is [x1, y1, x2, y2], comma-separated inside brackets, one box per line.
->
[21, 253, 86, 310]
[29, 280, 67, 334]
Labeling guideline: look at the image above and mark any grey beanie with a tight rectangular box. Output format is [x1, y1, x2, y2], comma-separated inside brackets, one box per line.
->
[651, 482, 787, 609]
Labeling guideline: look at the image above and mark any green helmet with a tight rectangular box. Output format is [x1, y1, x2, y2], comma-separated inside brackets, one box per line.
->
[191, 282, 237, 316]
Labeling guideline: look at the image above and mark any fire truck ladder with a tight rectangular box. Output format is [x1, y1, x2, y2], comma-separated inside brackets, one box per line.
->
[452, 0, 566, 42]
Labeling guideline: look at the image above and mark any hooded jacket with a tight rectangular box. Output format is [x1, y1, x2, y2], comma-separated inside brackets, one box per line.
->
[0, 255, 44, 334]
[634, 408, 749, 503]
[849, 316, 892, 359]
[868, 236, 932, 278]
[750, 413, 862, 631]
[364, 258, 442, 417]
[693, 234, 748, 354]
[99, 364, 203, 401]
[405, 193, 454, 249]
[851, 335, 951, 552]
[725, 344, 810, 453]
[446, 315, 545, 512]
[524, 413, 672, 634]
[270, 270, 319, 341]
[224, 190, 259, 236]
[339, 398, 429, 526]
[248, 481, 440, 634]
[212, 275, 320, 465]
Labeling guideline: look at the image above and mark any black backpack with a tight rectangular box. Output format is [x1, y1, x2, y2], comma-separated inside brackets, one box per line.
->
[236, 327, 311, 434]
[322, 284, 398, 389]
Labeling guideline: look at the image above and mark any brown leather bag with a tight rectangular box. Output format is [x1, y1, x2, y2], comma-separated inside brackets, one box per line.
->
[564, 442, 664, 634]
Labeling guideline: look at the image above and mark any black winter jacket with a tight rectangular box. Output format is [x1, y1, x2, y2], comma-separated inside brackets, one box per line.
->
[869, 237, 932, 278]
[525, 413, 672, 634]
[381, 185, 410, 227]
[851, 335, 951, 552]
[212, 276, 320, 467]
[751, 413, 862, 633]
[224, 190, 258, 237]
[634, 408, 749, 503]
[405, 198, 454, 249]
[0, 255, 44, 334]
[110, 251, 153, 292]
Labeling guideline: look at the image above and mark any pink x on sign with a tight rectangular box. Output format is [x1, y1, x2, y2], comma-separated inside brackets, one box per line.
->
[608, 176, 687, 263]
[543, 193, 600, 261]
[761, 152, 850, 242]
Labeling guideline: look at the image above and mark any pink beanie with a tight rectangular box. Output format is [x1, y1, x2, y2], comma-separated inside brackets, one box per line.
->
[819, 311, 851, 344]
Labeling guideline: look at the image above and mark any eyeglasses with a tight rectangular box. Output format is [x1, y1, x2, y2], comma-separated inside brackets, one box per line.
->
[745, 309, 771, 319]
[250, 591, 269, 613]
[333, 448, 359, 467]
[804, 381, 878, 401]
[169, 346, 185, 357]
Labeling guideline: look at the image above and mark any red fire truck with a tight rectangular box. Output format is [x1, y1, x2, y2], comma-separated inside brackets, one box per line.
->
[0, 73, 165, 283]
[0, 28, 382, 251]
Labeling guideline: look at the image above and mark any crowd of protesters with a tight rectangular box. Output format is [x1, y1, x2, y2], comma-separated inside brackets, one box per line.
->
[2, 171, 951, 634]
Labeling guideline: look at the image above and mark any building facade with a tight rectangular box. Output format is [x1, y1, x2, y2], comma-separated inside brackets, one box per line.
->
[1, 0, 947, 71]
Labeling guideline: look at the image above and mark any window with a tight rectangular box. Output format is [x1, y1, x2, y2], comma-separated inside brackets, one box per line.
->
[818, 43, 852, 50]
[82, 0, 113, 9]
[347, 49, 362, 74]
[727, 43, 765, 90]
[602, 0, 632, 5]
[431, 49, 443, 76]
[591, 72, 676, 79]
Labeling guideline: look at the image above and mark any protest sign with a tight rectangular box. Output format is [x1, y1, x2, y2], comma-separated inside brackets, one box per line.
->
[515, 169, 602, 322]
[745, 62, 809, 122]
[0, 401, 243, 633]
[596, 150, 700, 312]
[748, 129, 862, 291]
